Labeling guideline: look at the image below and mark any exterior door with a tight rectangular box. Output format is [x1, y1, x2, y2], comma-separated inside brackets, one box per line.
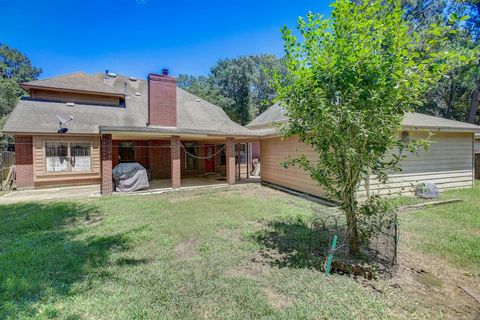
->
[205, 145, 215, 172]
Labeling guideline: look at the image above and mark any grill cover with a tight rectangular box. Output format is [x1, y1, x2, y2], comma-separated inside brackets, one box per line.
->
[112, 162, 149, 192]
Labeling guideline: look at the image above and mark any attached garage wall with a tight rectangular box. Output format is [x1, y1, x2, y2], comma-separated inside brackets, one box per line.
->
[359, 131, 474, 196]
[32, 135, 101, 188]
[261, 131, 474, 199]
[260, 136, 327, 198]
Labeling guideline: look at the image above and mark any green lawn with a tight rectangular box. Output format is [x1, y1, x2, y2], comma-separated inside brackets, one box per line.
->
[400, 185, 480, 274]
[0, 185, 478, 319]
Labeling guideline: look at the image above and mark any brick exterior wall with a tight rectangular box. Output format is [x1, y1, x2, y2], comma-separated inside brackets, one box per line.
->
[148, 73, 177, 127]
[101, 134, 113, 195]
[14, 135, 34, 189]
[226, 137, 236, 185]
[171, 136, 181, 188]
[148, 140, 171, 179]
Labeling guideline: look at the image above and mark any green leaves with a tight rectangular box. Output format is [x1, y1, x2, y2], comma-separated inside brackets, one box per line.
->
[274, 0, 453, 251]
[179, 55, 286, 125]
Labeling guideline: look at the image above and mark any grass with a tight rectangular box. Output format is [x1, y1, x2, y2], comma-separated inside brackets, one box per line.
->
[0, 185, 478, 319]
[399, 185, 480, 274]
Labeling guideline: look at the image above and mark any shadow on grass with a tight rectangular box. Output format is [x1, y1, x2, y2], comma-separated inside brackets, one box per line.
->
[252, 218, 328, 269]
[0, 201, 132, 318]
[253, 217, 397, 279]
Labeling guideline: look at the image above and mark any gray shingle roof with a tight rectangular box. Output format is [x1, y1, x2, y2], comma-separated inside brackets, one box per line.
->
[3, 73, 256, 137]
[247, 103, 480, 133]
[21, 72, 125, 96]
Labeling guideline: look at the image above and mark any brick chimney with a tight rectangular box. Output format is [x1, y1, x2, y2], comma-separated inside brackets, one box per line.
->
[148, 70, 177, 127]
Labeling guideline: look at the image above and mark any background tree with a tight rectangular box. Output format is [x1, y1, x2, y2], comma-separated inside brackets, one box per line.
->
[402, 0, 480, 123]
[177, 74, 235, 114]
[0, 43, 41, 146]
[275, 0, 456, 254]
[178, 55, 285, 125]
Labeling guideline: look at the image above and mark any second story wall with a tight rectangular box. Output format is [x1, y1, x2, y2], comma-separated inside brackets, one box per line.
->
[30, 89, 121, 106]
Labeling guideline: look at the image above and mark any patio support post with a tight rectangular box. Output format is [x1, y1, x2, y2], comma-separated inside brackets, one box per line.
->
[171, 135, 181, 189]
[237, 142, 241, 180]
[246, 143, 249, 179]
[226, 137, 236, 185]
[101, 134, 113, 195]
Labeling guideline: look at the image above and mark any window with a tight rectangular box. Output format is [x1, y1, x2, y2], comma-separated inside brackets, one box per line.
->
[71, 142, 91, 172]
[46, 142, 69, 172]
[184, 143, 197, 170]
[45, 141, 91, 173]
[118, 142, 135, 162]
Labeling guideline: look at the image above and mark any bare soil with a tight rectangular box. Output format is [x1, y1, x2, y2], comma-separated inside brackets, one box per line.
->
[174, 238, 200, 259]
[387, 248, 480, 319]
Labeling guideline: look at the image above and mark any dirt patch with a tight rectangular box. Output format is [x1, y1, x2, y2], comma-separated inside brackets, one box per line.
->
[262, 286, 293, 310]
[387, 248, 480, 319]
[225, 261, 270, 280]
[194, 302, 219, 320]
[174, 238, 200, 259]
[71, 214, 103, 227]
[216, 228, 242, 242]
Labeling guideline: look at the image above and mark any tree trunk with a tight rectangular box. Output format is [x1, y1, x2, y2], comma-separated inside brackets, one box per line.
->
[467, 77, 480, 124]
[344, 190, 360, 255]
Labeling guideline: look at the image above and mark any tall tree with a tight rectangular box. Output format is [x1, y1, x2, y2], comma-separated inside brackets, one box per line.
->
[0, 44, 41, 147]
[275, 0, 455, 254]
[179, 55, 284, 125]
[177, 74, 235, 114]
[402, 1, 480, 123]
[0, 44, 42, 117]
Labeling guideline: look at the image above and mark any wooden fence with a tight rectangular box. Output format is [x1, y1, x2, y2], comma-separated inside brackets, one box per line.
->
[0, 151, 15, 190]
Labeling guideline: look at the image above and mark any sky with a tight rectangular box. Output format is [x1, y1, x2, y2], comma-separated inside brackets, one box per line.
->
[1, 0, 332, 79]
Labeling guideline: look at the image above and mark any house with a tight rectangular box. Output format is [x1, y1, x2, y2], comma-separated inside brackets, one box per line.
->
[4, 70, 479, 198]
[247, 103, 480, 198]
[2, 70, 259, 194]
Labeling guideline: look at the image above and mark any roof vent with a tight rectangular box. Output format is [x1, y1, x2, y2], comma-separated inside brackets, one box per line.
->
[161, 68, 169, 76]
[128, 76, 137, 82]
[107, 72, 118, 78]
[66, 102, 75, 107]
[135, 92, 141, 96]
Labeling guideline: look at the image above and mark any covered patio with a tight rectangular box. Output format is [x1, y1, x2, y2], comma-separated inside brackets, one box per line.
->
[99, 129, 260, 195]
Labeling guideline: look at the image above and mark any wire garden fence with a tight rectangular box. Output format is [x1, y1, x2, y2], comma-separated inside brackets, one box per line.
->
[256, 207, 399, 279]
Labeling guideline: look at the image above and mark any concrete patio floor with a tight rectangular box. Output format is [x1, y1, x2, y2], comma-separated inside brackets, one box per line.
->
[0, 185, 101, 205]
[0, 176, 261, 204]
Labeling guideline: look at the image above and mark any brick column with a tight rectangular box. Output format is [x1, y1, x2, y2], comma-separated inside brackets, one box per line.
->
[226, 137, 236, 185]
[171, 136, 181, 189]
[101, 134, 113, 195]
[14, 135, 34, 189]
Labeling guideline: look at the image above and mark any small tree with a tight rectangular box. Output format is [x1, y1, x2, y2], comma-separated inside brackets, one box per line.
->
[275, 0, 457, 254]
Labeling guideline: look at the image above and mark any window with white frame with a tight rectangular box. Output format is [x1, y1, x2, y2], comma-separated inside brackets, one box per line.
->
[70, 142, 92, 172]
[45, 141, 91, 173]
